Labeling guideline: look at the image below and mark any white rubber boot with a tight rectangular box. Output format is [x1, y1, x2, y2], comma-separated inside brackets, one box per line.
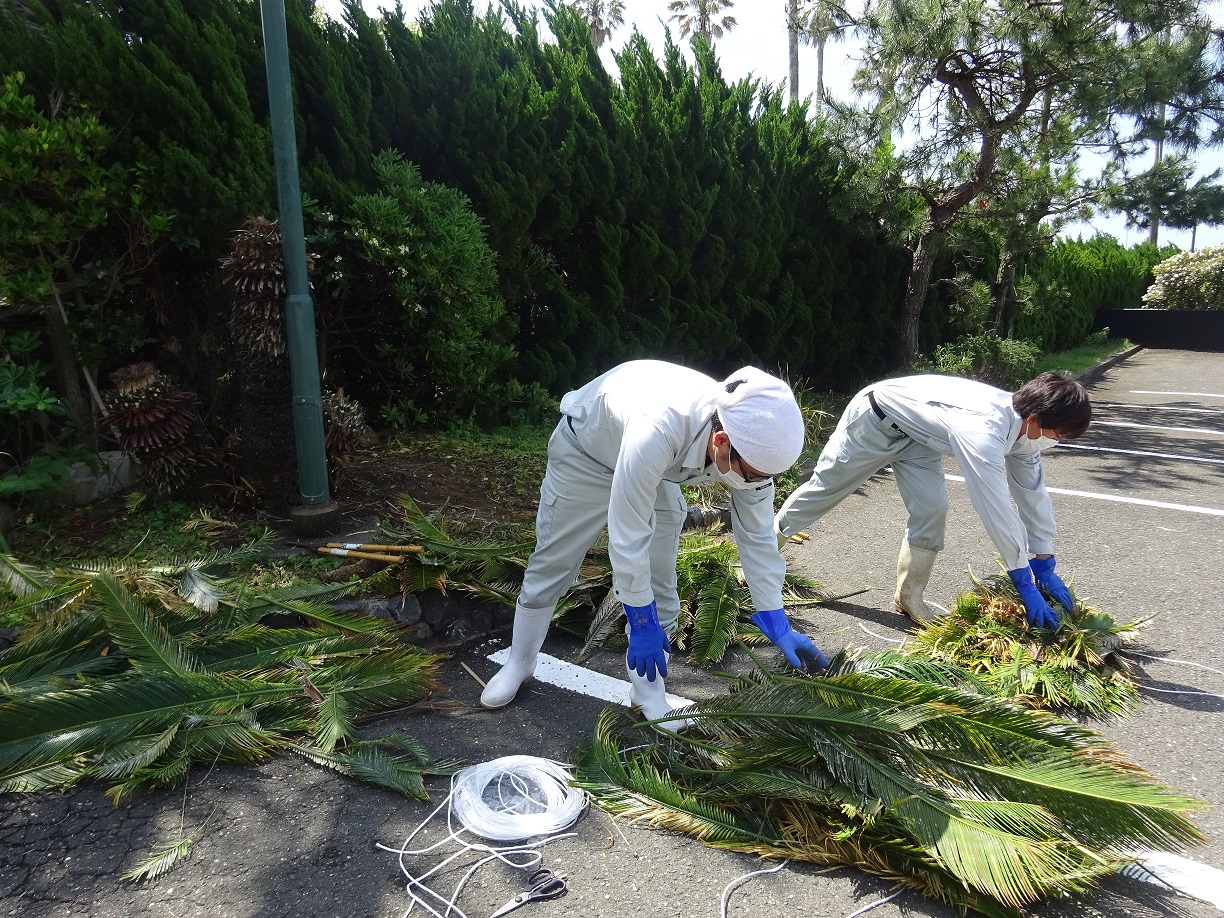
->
[627, 653, 694, 732]
[480, 605, 553, 709]
[893, 540, 940, 624]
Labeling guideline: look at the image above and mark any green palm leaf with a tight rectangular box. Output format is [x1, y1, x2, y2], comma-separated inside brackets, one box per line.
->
[92, 573, 201, 674]
[578, 590, 625, 661]
[687, 569, 745, 666]
[291, 740, 459, 800]
[121, 836, 197, 883]
[0, 553, 48, 597]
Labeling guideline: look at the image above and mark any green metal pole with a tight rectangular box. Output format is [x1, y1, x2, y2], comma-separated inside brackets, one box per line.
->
[258, 0, 333, 512]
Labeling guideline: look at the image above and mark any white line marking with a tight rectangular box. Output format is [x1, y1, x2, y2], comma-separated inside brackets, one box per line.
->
[942, 475, 1224, 516]
[1092, 419, 1224, 436]
[489, 651, 1224, 907]
[1130, 849, 1224, 907]
[1098, 402, 1224, 415]
[1057, 443, 1224, 465]
[486, 649, 694, 707]
[1130, 390, 1224, 399]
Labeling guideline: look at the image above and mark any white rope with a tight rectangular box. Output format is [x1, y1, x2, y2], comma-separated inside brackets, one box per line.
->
[844, 889, 905, 917]
[376, 756, 587, 918]
[720, 859, 788, 918]
[857, 623, 905, 644]
[1141, 686, 1224, 701]
[1124, 651, 1224, 679]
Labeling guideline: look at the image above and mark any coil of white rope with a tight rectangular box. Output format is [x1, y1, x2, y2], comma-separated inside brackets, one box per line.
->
[376, 756, 587, 918]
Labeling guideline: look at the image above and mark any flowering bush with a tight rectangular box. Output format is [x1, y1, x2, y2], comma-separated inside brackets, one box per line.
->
[1141, 246, 1224, 310]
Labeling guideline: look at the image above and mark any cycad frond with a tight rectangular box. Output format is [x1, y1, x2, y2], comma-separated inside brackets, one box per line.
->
[0, 553, 49, 597]
[687, 570, 746, 666]
[291, 739, 458, 800]
[578, 590, 624, 661]
[92, 573, 201, 674]
[121, 836, 196, 882]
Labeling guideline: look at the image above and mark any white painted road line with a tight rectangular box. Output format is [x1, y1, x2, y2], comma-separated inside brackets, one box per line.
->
[1092, 419, 1224, 436]
[1057, 443, 1224, 465]
[1130, 390, 1224, 399]
[1131, 849, 1224, 908]
[942, 475, 1224, 517]
[486, 648, 695, 708]
[489, 653, 1224, 907]
[1097, 402, 1224, 415]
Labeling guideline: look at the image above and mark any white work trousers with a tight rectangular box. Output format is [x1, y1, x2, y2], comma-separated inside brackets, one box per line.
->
[779, 390, 949, 551]
[517, 418, 688, 634]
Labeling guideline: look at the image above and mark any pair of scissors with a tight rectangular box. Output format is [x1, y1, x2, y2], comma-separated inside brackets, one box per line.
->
[488, 868, 567, 917]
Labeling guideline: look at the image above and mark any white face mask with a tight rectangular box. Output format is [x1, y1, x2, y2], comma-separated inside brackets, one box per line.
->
[717, 465, 761, 490]
[1034, 435, 1060, 452]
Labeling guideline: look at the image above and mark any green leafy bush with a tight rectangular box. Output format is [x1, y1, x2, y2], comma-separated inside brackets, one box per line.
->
[327, 151, 514, 424]
[933, 333, 1041, 390]
[1142, 245, 1224, 310]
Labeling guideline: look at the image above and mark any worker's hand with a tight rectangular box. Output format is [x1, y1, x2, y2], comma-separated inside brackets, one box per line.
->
[774, 523, 810, 552]
[1008, 568, 1062, 630]
[751, 608, 828, 672]
[1029, 555, 1075, 611]
[624, 601, 670, 681]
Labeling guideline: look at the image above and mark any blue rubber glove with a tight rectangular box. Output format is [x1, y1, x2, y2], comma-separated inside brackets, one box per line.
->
[751, 609, 828, 672]
[1008, 568, 1062, 630]
[1029, 555, 1075, 611]
[624, 601, 669, 681]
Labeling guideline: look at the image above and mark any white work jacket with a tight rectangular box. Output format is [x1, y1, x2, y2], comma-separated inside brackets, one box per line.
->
[872, 375, 1057, 572]
[559, 361, 787, 612]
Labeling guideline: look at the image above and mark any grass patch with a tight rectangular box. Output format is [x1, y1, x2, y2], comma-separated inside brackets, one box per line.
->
[1035, 335, 1133, 376]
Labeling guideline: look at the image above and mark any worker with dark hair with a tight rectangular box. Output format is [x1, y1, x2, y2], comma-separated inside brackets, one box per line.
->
[775, 372, 1091, 630]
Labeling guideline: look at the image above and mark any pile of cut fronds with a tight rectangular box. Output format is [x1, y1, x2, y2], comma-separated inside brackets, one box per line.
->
[574, 651, 1205, 918]
[0, 534, 457, 879]
[374, 493, 542, 607]
[577, 526, 838, 665]
[905, 573, 1142, 716]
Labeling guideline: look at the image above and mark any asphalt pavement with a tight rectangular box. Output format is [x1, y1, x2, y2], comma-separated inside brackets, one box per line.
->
[3, 348, 1222, 918]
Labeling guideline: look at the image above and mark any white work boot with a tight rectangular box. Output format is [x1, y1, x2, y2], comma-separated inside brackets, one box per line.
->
[480, 605, 553, 709]
[893, 540, 941, 624]
[627, 653, 694, 732]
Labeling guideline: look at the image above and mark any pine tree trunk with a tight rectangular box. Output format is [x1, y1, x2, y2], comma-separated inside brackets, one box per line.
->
[989, 247, 1019, 335]
[899, 229, 944, 363]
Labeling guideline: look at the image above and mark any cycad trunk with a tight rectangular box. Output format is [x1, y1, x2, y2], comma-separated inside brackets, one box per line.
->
[237, 349, 295, 506]
[787, 0, 799, 103]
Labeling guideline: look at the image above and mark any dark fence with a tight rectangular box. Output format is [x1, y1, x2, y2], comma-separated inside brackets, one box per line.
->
[1094, 309, 1224, 352]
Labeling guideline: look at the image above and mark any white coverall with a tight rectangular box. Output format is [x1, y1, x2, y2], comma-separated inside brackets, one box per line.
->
[776, 375, 1055, 572]
[517, 360, 787, 632]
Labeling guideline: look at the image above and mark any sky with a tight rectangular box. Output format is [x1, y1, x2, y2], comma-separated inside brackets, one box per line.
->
[317, 0, 1224, 251]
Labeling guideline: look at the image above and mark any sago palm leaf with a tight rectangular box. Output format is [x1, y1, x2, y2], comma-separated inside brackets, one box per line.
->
[291, 739, 461, 800]
[121, 836, 196, 883]
[195, 627, 393, 675]
[92, 573, 201, 674]
[0, 552, 48, 597]
[257, 596, 389, 634]
[577, 659, 1205, 915]
[687, 569, 746, 666]
[578, 589, 624, 661]
[0, 758, 90, 793]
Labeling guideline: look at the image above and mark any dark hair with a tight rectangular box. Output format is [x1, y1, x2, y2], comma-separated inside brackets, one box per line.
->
[1012, 371, 1091, 439]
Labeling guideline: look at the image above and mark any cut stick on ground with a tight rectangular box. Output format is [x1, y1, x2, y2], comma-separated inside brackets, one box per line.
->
[325, 542, 424, 553]
[316, 547, 407, 563]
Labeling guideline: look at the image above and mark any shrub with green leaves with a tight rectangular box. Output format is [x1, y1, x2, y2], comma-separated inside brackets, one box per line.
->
[1142, 245, 1224, 310]
[933, 333, 1041, 390]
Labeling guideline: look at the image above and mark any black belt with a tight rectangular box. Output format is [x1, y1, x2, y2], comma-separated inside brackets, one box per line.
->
[867, 391, 907, 437]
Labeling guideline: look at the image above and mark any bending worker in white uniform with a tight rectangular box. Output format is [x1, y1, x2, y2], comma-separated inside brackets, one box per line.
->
[775, 371, 1092, 630]
[481, 360, 826, 728]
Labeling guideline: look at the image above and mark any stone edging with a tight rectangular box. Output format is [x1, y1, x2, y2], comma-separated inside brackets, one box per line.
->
[1076, 344, 1144, 385]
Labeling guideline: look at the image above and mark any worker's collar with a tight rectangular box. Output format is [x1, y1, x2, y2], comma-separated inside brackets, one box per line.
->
[684, 417, 716, 471]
